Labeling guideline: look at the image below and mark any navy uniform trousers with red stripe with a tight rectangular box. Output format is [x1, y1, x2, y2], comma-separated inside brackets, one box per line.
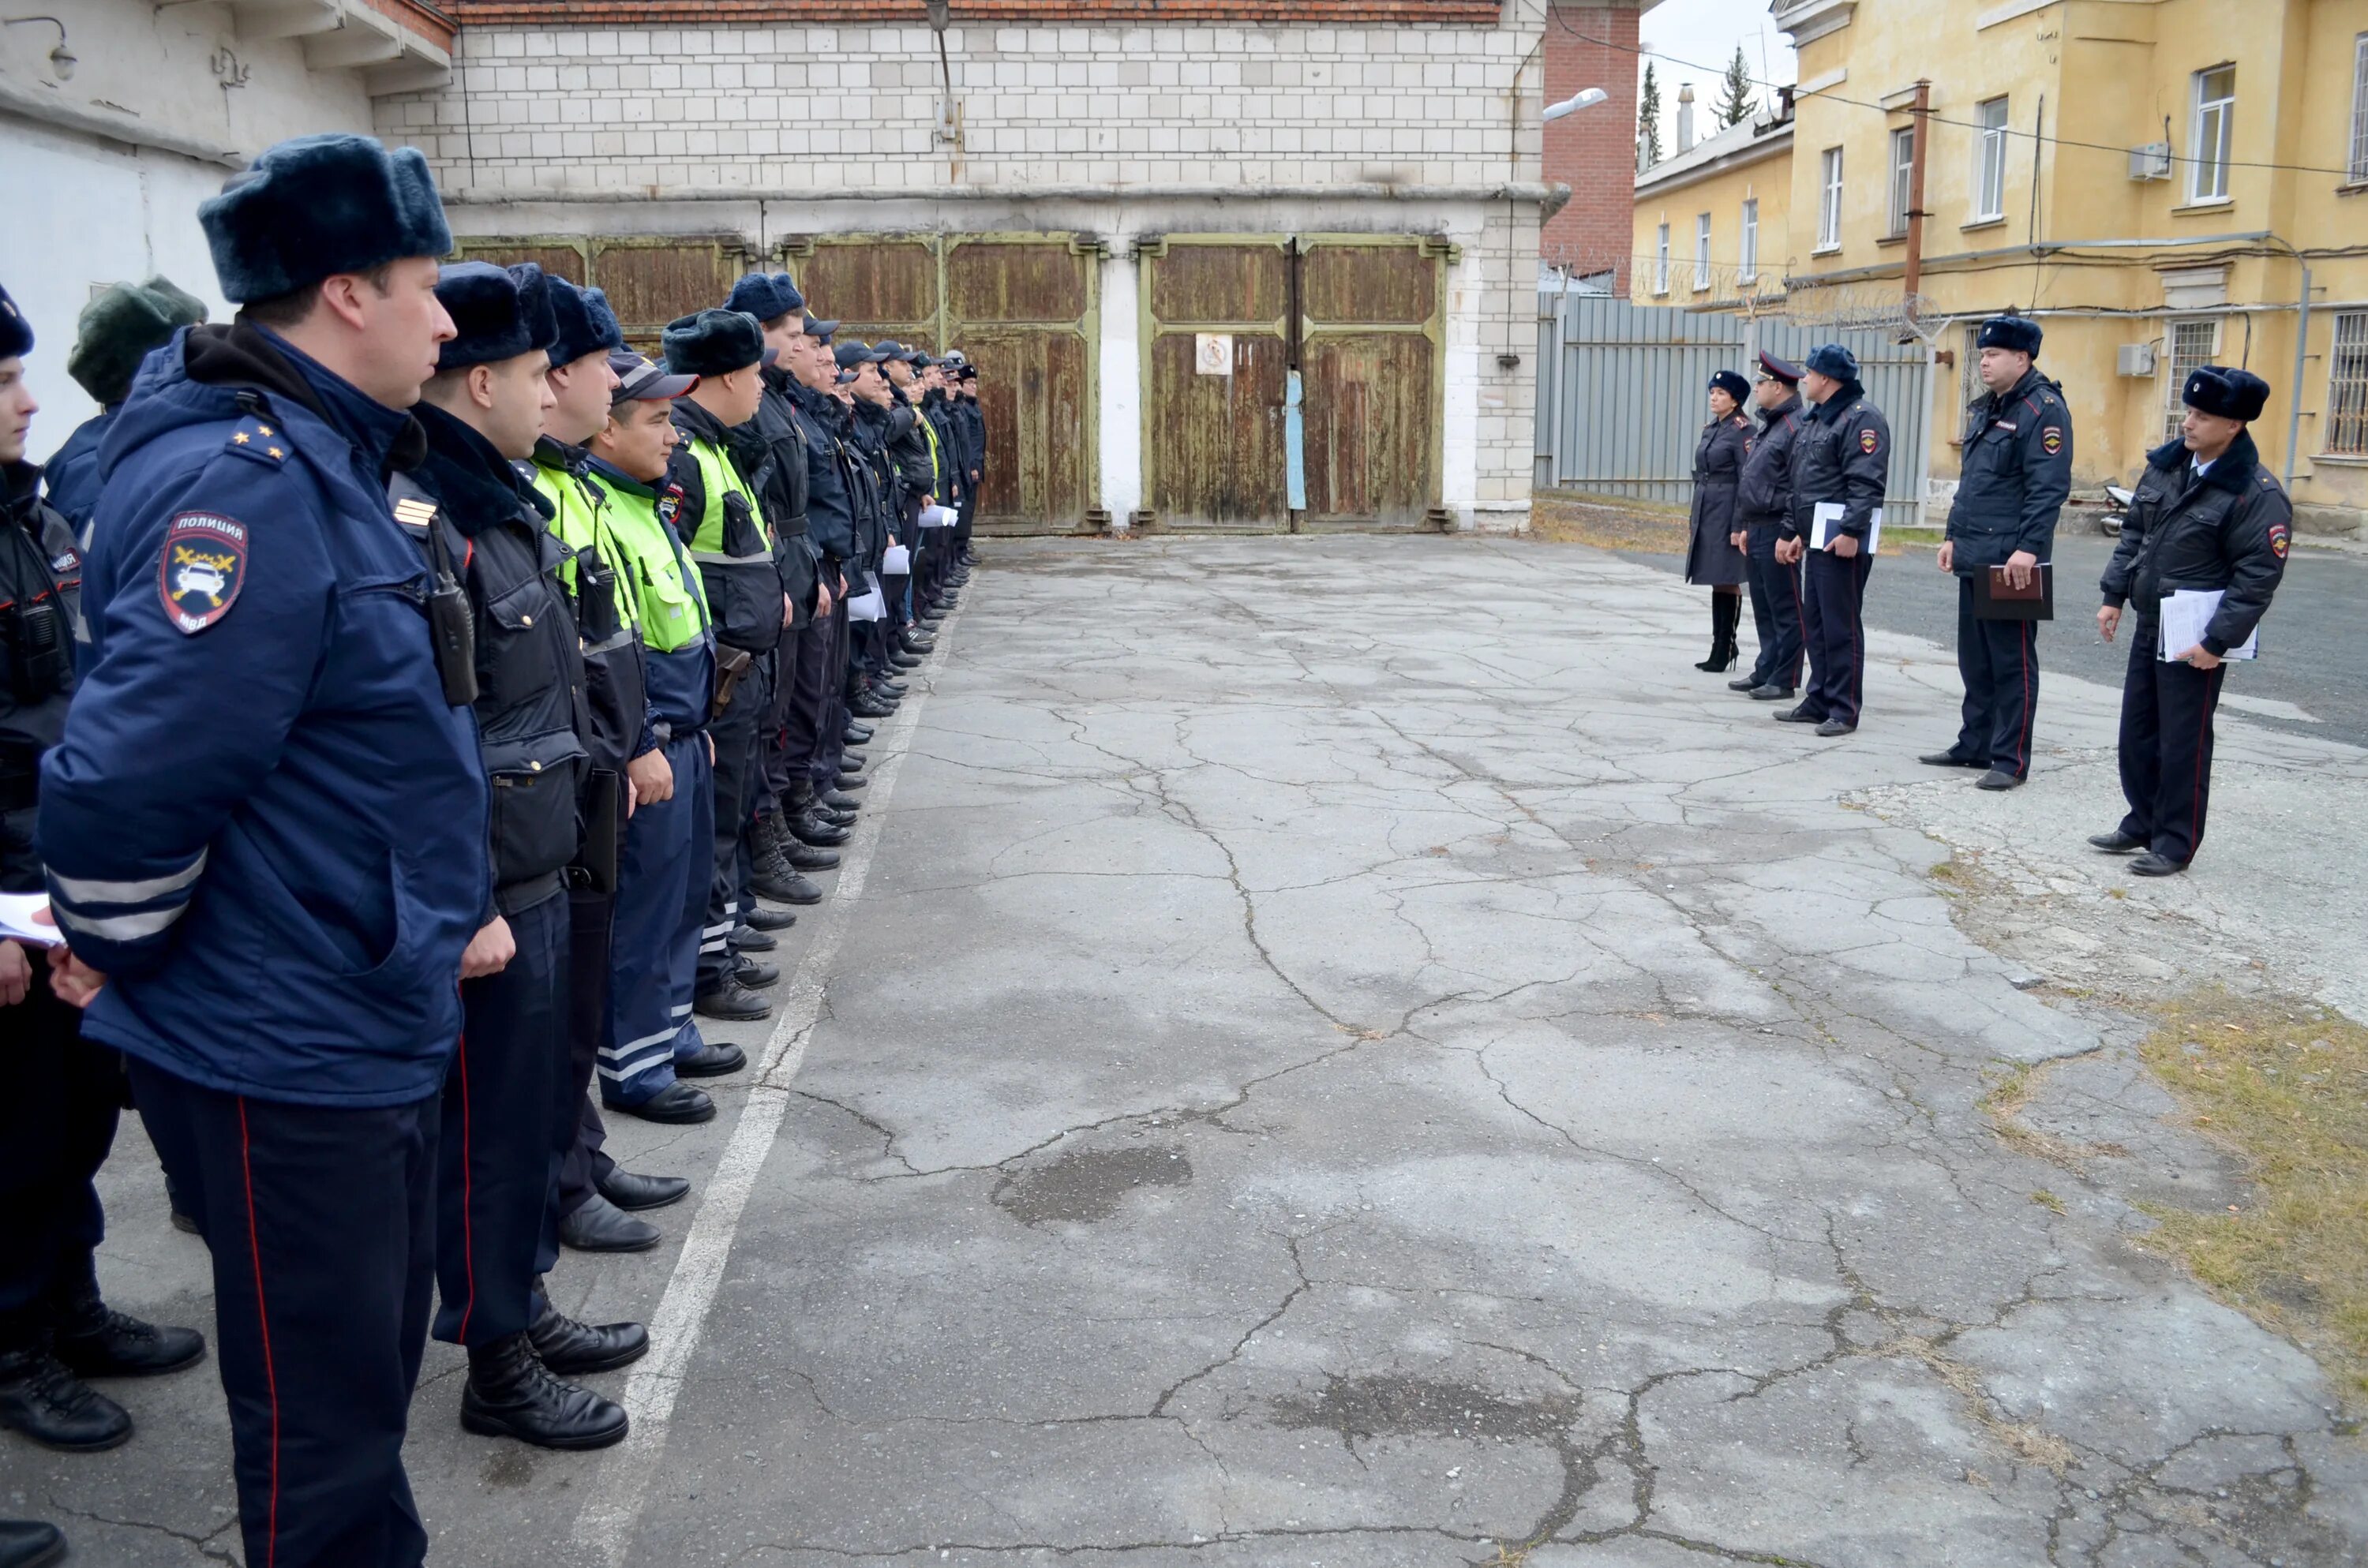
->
[436, 886, 570, 1349]
[1800, 546, 1874, 726]
[1952, 576, 2040, 778]
[2115, 614, 2227, 867]
[129, 1057, 439, 1568]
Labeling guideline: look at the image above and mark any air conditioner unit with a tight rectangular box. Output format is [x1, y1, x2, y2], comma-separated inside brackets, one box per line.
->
[2129, 142, 2174, 181]
[2118, 343, 2157, 376]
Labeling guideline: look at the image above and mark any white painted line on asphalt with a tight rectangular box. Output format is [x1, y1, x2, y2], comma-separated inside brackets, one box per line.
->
[570, 599, 964, 1568]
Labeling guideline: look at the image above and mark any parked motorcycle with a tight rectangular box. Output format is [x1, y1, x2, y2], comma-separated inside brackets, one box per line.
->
[2101, 483, 2134, 538]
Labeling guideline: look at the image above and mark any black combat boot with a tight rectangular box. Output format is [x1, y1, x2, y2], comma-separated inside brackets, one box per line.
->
[51, 1277, 205, 1379]
[459, 1333, 628, 1450]
[526, 1295, 648, 1376]
[0, 1519, 66, 1568]
[0, 1343, 132, 1452]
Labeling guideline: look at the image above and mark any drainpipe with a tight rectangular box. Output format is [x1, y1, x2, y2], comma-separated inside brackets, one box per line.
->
[1903, 79, 1931, 329]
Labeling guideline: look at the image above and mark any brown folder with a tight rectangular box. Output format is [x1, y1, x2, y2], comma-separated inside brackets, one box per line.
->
[1973, 563, 2054, 621]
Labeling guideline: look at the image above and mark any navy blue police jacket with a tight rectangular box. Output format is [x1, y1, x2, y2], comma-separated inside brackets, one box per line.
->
[1945, 366, 2071, 574]
[785, 382, 858, 568]
[36, 323, 489, 1108]
[42, 411, 112, 534]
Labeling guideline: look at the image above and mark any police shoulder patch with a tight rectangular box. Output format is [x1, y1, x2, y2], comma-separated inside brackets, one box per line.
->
[159, 512, 249, 634]
[2268, 520, 2291, 559]
[1859, 428, 1881, 455]
[2041, 427, 2064, 456]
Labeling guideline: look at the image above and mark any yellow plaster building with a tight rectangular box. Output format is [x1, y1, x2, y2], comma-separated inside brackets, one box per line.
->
[1632, 0, 2368, 533]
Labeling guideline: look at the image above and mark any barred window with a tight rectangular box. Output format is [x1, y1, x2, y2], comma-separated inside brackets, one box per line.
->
[2329, 312, 2368, 456]
[2163, 317, 2221, 442]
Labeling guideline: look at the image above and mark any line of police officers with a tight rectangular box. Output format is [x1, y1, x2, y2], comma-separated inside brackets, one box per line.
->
[0, 132, 987, 1568]
[1687, 314, 2290, 875]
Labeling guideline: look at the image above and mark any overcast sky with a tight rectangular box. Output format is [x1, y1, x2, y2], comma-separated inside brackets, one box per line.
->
[1632, 0, 1798, 150]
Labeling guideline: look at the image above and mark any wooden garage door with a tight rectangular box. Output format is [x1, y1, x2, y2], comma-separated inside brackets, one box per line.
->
[1298, 238, 1443, 530]
[448, 235, 760, 353]
[1141, 237, 1291, 530]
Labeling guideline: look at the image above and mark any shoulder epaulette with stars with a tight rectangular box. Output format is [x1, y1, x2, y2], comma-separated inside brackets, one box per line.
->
[225, 414, 290, 466]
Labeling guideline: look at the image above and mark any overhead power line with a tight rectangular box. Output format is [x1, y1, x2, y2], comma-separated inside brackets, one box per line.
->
[1555, 13, 2360, 181]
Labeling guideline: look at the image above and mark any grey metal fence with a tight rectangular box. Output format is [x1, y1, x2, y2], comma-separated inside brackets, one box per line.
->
[1534, 291, 1935, 526]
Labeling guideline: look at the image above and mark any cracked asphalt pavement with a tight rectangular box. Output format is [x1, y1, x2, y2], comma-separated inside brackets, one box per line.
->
[18, 535, 2367, 1566]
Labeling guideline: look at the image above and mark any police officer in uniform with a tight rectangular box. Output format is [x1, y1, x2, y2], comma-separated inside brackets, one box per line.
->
[37, 133, 483, 1568]
[1924, 316, 2070, 788]
[1684, 369, 1754, 672]
[1774, 344, 1889, 736]
[402, 260, 639, 1447]
[45, 278, 210, 532]
[663, 309, 785, 1024]
[777, 315, 865, 839]
[2, 283, 206, 1472]
[2093, 367, 2289, 876]
[1730, 350, 1806, 701]
[584, 354, 721, 1125]
[951, 357, 986, 571]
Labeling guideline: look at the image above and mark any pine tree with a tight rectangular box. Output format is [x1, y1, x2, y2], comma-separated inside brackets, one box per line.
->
[1716, 45, 1756, 128]
[1636, 62, 1663, 168]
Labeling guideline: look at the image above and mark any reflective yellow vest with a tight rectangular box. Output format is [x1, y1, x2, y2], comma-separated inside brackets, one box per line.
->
[600, 478, 710, 655]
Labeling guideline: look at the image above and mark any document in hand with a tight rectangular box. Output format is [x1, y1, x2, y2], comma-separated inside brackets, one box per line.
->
[2157, 588, 2258, 661]
[1973, 562, 2054, 621]
[0, 892, 62, 947]
[1810, 501, 1883, 554]
[846, 573, 889, 623]
[882, 544, 912, 574]
[920, 504, 957, 530]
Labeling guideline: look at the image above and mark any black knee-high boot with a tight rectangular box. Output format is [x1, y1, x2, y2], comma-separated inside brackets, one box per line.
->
[1696, 593, 1740, 672]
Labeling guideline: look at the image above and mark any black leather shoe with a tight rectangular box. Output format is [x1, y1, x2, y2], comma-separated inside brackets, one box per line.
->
[731, 922, 776, 952]
[693, 982, 770, 1022]
[745, 902, 800, 930]
[527, 1301, 649, 1377]
[1748, 684, 1796, 701]
[1814, 719, 1857, 738]
[898, 634, 934, 655]
[849, 695, 896, 719]
[841, 745, 867, 764]
[731, 954, 781, 989]
[594, 1167, 690, 1212]
[841, 722, 875, 745]
[753, 864, 822, 905]
[789, 811, 850, 848]
[815, 800, 858, 828]
[781, 838, 841, 871]
[1727, 675, 1763, 691]
[0, 1519, 66, 1568]
[0, 1349, 132, 1451]
[834, 773, 867, 791]
[603, 1082, 714, 1125]
[1774, 705, 1826, 724]
[1917, 751, 1988, 769]
[2129, 851, 2186, 878]
[1975, 769, 2022, 791]
[170, 1208, 200, 1235]
[52, 1302, 206, 1379]
[558, 1195, 661, 1253]
[461, 1333, 628, 1450]
[872, 679, 908, 698]
[887, 651, 922, 670]
[820, 787, 862, 810]
[2087, 829, 2146, 854]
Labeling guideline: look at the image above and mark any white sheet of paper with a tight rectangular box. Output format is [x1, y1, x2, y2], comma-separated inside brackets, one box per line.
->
[2158, 588, 2258, 661]
[881, 544, 912, 574]
[846, 572, 888, 623]
[920, 504, 957, 530]
[0, 892, 62, 948]
[1810, 502, 1883, 554]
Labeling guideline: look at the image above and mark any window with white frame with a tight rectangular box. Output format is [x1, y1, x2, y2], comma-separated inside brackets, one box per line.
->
[1976, 97, 2010, 219]
[2329, 312, 2368, 455]
[1740, 198, 1759, 283]
[2190, 65, 2235, 202]
[2163, 317, 2221, 441]
[2350, 34, 2367, 185]
[1819, 147, 1844, 249]
[1695, 214, 1713, 289]
[1654, 223, 1671, 294]
[1888, 126, 1916, 236]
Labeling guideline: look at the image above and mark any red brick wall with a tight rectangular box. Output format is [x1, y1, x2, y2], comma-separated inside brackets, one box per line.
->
[1540, 1, 1640, 287]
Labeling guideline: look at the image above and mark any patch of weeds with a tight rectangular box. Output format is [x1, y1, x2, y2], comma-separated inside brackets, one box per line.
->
[2134, 986, 2368, 1408]
[2032, 1189, 2066, 1214]
[1977, 1061, 2092, 1170]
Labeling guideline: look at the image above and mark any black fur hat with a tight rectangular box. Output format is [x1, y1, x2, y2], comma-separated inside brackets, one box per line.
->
[1977, 315, 2043, 357]
[200, 133, 452, 304]
[547, 281, 624, 367]
[68, 277, 208, 404]
[1708, 369, 1752, 403]
[2183, 365, 2270, 423]
[0, 284, 33, 361]
[724, 271, 804, 323]
[662, 309, 764, 377]
[434, 261, 559, 372]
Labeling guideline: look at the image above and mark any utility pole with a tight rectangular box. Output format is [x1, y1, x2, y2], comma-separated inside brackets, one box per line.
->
[1903, 79, 1931, 329]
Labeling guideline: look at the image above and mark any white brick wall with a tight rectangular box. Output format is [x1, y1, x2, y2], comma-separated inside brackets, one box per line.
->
[380, 8, 1551, 525]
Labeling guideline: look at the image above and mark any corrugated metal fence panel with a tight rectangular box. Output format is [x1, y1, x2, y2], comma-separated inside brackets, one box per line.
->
[1538, 293, 1932, 524]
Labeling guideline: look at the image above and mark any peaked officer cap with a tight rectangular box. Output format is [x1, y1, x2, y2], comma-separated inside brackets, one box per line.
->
[834, 341, 891, 369]
[725, 271, 806, 322]
[2182, 365, 2270, 423]
[1708, 369, 1752, 402]
[68, 277, 208, 404]
[610, 352, 699, 405]
[548, 278, 626, 367]
[1756, 350, 1802, 384]
[1804, 343, 1859, 382]
[1976, 315, 2043, 357]
[0, 284, 32, 361]
[662, 309, 764, 377]
[802, 316, 841, 343]
[433, 261, 559, 372]
[200, 133, 452, 303]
